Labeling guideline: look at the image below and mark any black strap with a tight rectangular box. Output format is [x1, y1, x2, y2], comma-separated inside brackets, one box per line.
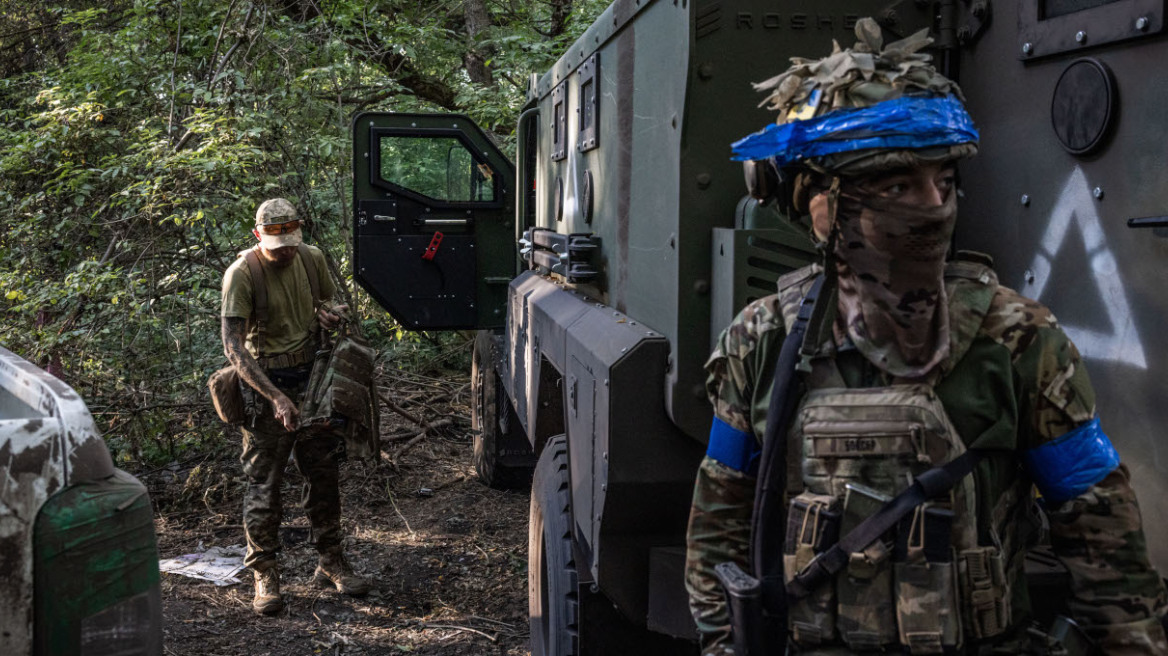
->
[750, 274, 824, 642]
[785, 448, 983, 601]
[243, 249, 268, 357]
[296, 243, 322, 308]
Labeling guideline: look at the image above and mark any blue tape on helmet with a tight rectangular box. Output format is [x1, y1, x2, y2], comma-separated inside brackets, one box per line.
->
[1022, 417, 1120, 505]
[730, 95, 980, 166]
[707, 417, 760, 475]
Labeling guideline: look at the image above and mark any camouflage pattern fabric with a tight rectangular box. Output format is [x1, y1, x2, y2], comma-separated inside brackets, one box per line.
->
[255, 197, 297, 226]
[832, 185, 958, 379]
[685, 260, 1168, 655]
[240, 372, 344, 569]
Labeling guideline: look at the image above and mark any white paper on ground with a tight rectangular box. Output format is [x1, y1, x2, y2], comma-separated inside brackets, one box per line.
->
[159, 544, 247, 586]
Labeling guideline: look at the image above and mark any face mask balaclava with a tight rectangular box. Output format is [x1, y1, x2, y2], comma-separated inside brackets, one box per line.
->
[827, 179, 958, 379]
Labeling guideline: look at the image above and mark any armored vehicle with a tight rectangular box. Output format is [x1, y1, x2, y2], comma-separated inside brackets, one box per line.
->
[0, 346, 163, 656]
[352, 0, 1168, 653]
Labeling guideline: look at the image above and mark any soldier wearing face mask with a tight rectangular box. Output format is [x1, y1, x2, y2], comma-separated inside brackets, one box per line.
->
[684, 19, 1167, 656]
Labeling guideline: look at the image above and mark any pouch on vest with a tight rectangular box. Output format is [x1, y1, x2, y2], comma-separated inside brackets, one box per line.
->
[893, 504, 963, 654]
[958, 545, 1011, 640]
[300, 321, 381, 460]
[835, 483, 898, 650]
[208, 364, 245, 425]
[783, 492, 840, 645]
[793, 384, 983, 652]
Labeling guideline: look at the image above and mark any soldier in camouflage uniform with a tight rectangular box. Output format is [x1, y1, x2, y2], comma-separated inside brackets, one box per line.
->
[221, 198, 372, 615]
[685, 20, 1167, 655]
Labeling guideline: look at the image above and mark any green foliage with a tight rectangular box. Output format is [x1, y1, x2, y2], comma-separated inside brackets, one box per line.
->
[0, 0, 606, 467]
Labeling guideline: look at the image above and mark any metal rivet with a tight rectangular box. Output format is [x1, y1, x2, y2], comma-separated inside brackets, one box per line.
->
[1093, 187, 1104, 199]
[1022, 42, 1033, 55]
[1137, 16, 1150, 31]
[696, 173, 711, 189]
[1075, 30, 1087, 43]
[620, 347, 628, 353]
[1020, 194, 1030, 207]
[1025, 269, 1036, 284]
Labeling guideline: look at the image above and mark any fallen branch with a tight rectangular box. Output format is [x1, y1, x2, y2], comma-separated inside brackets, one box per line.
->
[431, 474, 465, 492]
[378, 390, 430, 430]
[387, 492, 415, 538]
[419, 623, 498, 643]
[393, 431, 428, 459]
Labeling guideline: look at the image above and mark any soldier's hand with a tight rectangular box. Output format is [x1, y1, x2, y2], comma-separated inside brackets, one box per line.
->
[273, 394, 300, 432]
[318, 304, 350, 331]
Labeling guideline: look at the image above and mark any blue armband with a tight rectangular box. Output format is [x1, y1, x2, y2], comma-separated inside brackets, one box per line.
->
[1022, 417, 1119, 505]
[707, 417, 761, 475]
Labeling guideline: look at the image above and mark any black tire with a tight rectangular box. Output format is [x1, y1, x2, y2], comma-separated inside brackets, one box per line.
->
[471, 330, 533, 489]
[529, 435, 580, 656]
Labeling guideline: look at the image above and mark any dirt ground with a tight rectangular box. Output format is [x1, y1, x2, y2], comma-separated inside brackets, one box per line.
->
[144, 368, 532, 656]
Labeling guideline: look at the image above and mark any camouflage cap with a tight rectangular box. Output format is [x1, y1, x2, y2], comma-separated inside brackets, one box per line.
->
[748, 17, 977, 176]
[255, 198, 298, 226]
[253, 198, 301, 249]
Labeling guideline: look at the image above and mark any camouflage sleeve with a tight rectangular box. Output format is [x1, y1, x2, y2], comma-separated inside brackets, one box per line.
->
[685, 298, 786, 654]
[997, 290, 1168, 652]
[1048, 466, 1168, 653]
[685, 457, 755, 656]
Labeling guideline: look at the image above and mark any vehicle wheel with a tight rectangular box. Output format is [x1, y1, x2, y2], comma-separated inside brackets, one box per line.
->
[471, 330, 533, 489]
[529, 435, 579, 656]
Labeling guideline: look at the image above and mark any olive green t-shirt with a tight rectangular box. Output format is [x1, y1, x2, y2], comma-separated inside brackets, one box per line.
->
[220, 245, 337, 358]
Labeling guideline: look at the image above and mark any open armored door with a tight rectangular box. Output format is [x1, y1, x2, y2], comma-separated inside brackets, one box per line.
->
[352, 113, 516, 330]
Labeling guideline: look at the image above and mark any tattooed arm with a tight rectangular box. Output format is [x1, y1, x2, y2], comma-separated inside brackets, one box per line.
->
[222, 316, 299, 431]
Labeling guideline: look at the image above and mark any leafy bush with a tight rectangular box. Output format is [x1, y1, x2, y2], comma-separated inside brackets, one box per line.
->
[0, 0, 605, 466]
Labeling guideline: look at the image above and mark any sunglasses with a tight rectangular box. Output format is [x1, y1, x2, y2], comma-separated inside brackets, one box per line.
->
[257, 219, 301, 235]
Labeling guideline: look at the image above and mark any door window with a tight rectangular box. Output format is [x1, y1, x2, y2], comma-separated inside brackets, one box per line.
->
[378, 135, 495, 202]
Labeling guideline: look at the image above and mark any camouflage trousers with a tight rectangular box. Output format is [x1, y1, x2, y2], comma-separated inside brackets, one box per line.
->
[240, 367, 344, 570]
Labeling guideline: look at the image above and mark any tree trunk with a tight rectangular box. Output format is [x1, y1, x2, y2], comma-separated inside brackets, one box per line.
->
[549, 0, 573, 38]
[463, 0, 494, 86]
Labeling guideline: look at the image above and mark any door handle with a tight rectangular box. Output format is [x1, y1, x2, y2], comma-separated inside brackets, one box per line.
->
[1127, 216, 1168, 228]
[414, 218, 472, 227]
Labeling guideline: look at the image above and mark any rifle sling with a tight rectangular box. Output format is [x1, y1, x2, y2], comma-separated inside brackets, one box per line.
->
[243, 249, 268, 357]
[750, 274, 825, 633]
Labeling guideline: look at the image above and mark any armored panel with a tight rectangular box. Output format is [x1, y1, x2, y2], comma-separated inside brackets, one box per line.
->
[352, 113, 515, 330]
[1017, 0, 1163, 59]
[956, 4, 1168, 573]
[507, 272, 703, 628]
[355, 231, 477, 329]
[711, 227, 818, 356]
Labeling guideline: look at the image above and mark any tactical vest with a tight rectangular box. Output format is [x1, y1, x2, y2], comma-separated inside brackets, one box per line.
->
[776, 254, 1013, 655]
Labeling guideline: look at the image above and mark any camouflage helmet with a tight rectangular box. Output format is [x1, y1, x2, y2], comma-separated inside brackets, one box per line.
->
[733, 17, 978, 178]
[254, 198, 298, 226]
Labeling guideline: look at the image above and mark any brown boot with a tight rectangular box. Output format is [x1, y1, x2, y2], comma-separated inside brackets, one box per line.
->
[314, 552, 372, 596]
[252, 565, 284, 615]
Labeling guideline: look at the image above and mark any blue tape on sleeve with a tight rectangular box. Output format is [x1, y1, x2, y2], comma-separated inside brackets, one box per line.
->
[1022, 417, 1120, 505]
[707, 417, 761, 475]
[730, 95, 979, 165]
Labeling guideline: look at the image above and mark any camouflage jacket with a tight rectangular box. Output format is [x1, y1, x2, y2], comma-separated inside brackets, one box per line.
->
[685, 259, 1167, 655]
